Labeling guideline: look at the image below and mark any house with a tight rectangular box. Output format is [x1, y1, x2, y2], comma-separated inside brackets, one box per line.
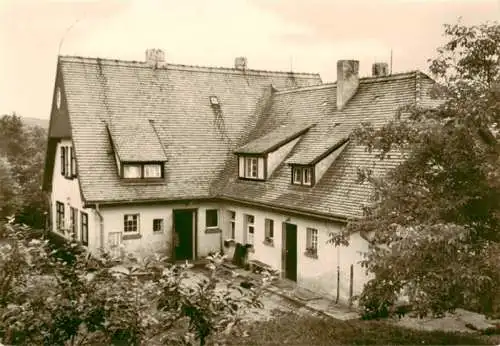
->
[42, 49, 437, 304]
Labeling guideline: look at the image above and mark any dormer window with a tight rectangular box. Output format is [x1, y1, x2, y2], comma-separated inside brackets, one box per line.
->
[291, 166, 314, 186]
[238, 155, 264, 180]
[122, 162, 164, 180]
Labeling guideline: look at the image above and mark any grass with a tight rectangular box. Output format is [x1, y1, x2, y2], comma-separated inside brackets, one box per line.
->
[222, 310, 500, 345]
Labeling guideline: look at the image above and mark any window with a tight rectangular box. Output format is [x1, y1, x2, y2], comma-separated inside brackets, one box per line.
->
[81, 212, 88, 246]
[144, 164, 162, 178]
[70, 207, 78, 239]
[122, 163, 163, 179]
[245, 157, 258, 178]
[303, 167, 312, 185]
[245, 214, 255, 246]
[306, 227, 319, 257]
[123, 164, 142, 178]
[228, 210, 236, 239]
[292, 167, 301, 184]
[206, 209, 219, 228]
[60, 147, 66, 176]
[264, 218, 274, 245]
[70, 147, 77, 177]
[153, 218, 164, 233]
[291, 166, 314, 186]
[61, 145, 76, 179]
[124, 214, 139, 233]
[56, 201, 65, 232]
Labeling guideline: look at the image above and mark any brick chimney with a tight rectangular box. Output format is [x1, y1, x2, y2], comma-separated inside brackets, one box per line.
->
[337, 60, 359, 110]
[234, 56, 248, 70]
[145, 48, 166, 67]
[372, 62, 389, 77]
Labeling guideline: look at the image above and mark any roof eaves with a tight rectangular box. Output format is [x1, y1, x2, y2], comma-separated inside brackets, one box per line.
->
[309, 137, 350, 165]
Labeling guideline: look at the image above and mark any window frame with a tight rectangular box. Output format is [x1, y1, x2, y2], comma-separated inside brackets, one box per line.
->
[153, 218, 164, 233]
[264, 218, 274, 245]
[291, 165, 314, 186]
[80, 212, 88, 246]
[56, 201, 65, 232]
[205, 209, 219, 229]
[70, 147, 77, 178]
[245, 157, 258, 179]
[70, 206, 78, 239]
[228, 210, 236, 239]
[245, 214, 255, 246]
[121, 162, 164, 180]
[306, 227, 319, 257]
[124, 214, 140, 234]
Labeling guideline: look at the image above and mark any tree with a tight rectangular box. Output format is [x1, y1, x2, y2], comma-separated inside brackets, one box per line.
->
[335, 20, 500, 318]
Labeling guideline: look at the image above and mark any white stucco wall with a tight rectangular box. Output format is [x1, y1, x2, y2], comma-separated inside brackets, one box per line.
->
[220, 204, 372, 304]
[266, 137, 301, 178]
[51, 139, 98, 252]
[98, 202, 224, 260]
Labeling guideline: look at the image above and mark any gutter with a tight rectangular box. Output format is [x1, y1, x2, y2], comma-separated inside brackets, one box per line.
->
[94, 203, 104, 251]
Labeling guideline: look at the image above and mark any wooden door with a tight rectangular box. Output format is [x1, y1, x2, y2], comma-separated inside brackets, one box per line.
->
[108, 232, 122, 259]
[173, 210, 195, 261]
[284, 223, 297, 281]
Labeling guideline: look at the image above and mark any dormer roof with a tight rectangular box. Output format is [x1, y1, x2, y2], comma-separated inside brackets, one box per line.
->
[107, 118, 167, 162]
[234, 121, 314, 155]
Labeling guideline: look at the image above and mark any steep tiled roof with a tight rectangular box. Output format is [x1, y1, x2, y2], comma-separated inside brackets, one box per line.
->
[234, 121, 314, 154]
[220, 72, 432, 219]
[107, 118, 167, 162]
[57, 56, 322, 202]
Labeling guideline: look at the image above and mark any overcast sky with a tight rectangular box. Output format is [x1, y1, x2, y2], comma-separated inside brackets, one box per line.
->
[1, 0, 498, 120]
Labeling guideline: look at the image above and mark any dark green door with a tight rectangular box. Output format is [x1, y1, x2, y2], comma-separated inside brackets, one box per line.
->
[285, 223, 297, 281]
[173, 210, 194, 261]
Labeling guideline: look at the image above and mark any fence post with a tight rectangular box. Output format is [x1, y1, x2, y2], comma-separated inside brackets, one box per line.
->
[349, 264, 354, 308]
[336, 265, 340, 304]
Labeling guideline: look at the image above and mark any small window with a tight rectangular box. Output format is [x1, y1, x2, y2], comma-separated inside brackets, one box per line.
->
[292, 165, 314, 186]
[264, 218, 274, 244]
[245, 214, 255, 245]
[292, 167, 301, 184]
[123, 164, 142, 178]
[60, 147, 66, 176]
[81, 211, 88, 246]
[206, 209, 219, 228]
[70, 147, 77, 178]
[303, 167, 312, 185]
[144, 164, 162, 178]
[153, 218, 164, 232]
[245, 157, 258, 178]
[228, 210, 236, 239]
[70, 207, 78, 239]
[306, 227, 318, 257]
[56, 201, 65, 232]
[124, 214, 139, 233]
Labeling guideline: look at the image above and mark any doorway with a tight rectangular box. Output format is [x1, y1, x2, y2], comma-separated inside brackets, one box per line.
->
[283, 223, 297, 281]
[173, 209, 196, 261]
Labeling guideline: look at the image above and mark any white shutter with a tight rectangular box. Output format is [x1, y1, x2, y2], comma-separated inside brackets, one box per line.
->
[257, 157, 265, 179]
[238, 157, 245, 178]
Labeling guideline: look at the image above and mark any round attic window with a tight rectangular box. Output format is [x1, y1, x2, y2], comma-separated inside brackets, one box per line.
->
[55, 87, 62, 110]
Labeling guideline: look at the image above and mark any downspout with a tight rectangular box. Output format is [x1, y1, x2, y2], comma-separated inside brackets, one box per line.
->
[95, 203, 104, 252]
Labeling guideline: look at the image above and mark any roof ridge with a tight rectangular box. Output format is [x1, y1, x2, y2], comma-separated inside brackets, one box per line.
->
[274, 70, 423, 94]
[58, 55, 321, 78]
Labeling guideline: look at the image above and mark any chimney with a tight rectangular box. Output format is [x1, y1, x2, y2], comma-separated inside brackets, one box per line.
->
[234, 56, 248, 70]
[337, 60, 359, 110]
[372, 62, 389, 77]
[145, 48, 166, 67]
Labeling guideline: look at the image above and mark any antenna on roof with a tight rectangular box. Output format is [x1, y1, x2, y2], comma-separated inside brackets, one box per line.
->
[390, 49, 393, 75]
[289, 55, 293, 72]
[58, 19, 81, 56]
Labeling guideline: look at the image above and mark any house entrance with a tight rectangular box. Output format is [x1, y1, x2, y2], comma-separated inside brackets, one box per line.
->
[173, 209, 196, 261]
[283, 222, 298, 281]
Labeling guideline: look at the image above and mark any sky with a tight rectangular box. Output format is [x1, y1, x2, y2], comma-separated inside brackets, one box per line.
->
[0, 0, 499, 120]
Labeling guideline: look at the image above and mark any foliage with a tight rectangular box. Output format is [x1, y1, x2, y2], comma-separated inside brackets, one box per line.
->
[334, 20, 500, 319]
[222, 310, 498, 345]
[0, 221, 270, 346]
[0, 113, 47, 227]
